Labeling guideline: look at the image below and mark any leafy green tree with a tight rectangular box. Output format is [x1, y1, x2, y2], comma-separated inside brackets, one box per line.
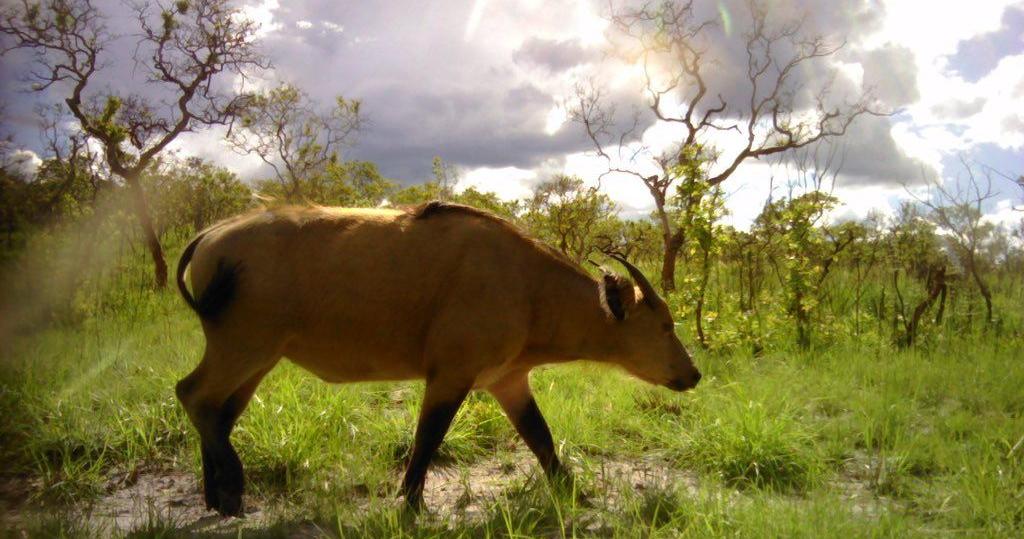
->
[450, 187, 521, 220]
[256, 160, 393, 207]
[230, 84, 362, 202]
[388, 157, 459, 206]
[669, 176, 727, 347]
[389, 182, 451, 206]
[0, 167, 33, 250]
[522, 175, 617, 263]
[0, 0, 269, 287]
[755, 191, 847, 348]
[883, 202, 948, 347]
[30, 156, 108, 223]
[596, 218, 661, 265]
[144, 157, 252, 235]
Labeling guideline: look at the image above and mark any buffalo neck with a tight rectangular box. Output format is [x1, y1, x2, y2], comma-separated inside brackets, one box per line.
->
[524, 255, 620, 364]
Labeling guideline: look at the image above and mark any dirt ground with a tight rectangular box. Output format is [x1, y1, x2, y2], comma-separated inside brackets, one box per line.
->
[0, 451, 704, 537]
[0, 450, 891, 537]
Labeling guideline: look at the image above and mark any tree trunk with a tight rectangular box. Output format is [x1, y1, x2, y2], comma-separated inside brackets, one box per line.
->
[795, 292, 811, 349]
[906, 267, 945, 347]
[967, 260, 993, 324]
[660, 234, 683, 292]
[934, 282, 947, 325]
[694, 249, 711, 347]
[124, 172, 168, 288]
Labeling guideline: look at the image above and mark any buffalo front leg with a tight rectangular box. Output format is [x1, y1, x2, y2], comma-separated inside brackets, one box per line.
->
[488, 371, 564, 478]
[401, 378, 471, 510]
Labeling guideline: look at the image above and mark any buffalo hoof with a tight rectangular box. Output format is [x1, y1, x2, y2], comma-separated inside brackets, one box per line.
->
[401, 487, 426, 514]
[205, 466, 244, 517]
[549, 471, 593, 507]
[203, 486, 219, 512]
[213, 488, 244, 517]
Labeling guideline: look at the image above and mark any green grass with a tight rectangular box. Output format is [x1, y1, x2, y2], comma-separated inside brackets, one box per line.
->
[1, 249, 1023, 538]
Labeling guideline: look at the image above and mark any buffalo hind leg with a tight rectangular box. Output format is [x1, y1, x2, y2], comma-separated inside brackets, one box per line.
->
[489, 371, 564, 478]
[401, 378, 471, 510]
[176, 350, 276, 517]
[208, 365, 273, 514]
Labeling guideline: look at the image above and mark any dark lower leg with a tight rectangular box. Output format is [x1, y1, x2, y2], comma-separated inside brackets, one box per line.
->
[401, 386, 470, 509]
[490, 374, 564, 479]
[201, 443, 219, 509]
[203, 369, 269, 516]
[511, 397, 563, 477]
[179, 366, 269, 517]
[205, 436, 244, 516]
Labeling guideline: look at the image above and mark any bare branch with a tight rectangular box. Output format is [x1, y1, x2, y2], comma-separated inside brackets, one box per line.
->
[568, 0, 883, 290]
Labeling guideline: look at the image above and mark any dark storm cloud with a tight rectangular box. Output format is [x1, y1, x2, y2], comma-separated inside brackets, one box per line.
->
[250, 1, 609, 181]
[656, 0, 886, 111]
[856, 44, 919, 107]
[947, 5, 1024, 82]
[227, 0, 917, 184]
[833, 114, 922, 186]
[513, 37, 599, 72]
[600, 0, 922, 186]
[1, 0, 927, 188]
[0, 0, 260, 150]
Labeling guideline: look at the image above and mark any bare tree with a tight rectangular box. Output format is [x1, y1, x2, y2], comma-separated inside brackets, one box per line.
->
[570, 0, 883, 291]
[989, 167, 1023, 212]
[912, 156, 998, 324]
[1, 0, 269, 287]
[37, 104, 109, 207]
[229, 84, 361, 202]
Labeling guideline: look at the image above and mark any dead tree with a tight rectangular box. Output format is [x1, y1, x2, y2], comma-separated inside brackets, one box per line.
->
[0, 0, 269, 287]
[912, 156, 997, 324]
[570, 0, 882, 291]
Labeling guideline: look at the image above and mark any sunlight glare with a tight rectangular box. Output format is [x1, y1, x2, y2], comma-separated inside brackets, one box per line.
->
[575, 0, 608, 46]
[544, 104, 567, 135]
[464, 0, 489, 41]
[236, 0, 281, 38]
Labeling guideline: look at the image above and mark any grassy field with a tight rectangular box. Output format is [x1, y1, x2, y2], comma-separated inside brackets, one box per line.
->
[1, 246, 1023, 538]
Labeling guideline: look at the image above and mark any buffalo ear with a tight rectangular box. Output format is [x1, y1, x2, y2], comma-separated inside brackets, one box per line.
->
[599, 272, 638, 321]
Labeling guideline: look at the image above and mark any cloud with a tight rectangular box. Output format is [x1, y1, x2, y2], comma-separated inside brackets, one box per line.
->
[946, 5, 1024, 82]
[981, 198, 1022, 230]
[1, 0, 1019, 233]
[513, 37, 600, 72]
[3, 149, 43, 178]
[458, 166, 537, 200]
[855, 43, 920, 106]
[931, 98, 987, 120]
[835, 114, 925, 186]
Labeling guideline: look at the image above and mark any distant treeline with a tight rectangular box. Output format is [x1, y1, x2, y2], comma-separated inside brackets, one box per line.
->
[1, 149, 1022, 354]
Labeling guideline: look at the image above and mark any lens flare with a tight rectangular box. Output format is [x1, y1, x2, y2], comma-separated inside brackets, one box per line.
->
[718, 2, 732, 37]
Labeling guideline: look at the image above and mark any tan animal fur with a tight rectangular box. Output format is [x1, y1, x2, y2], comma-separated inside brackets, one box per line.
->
[175, 202, 700, 516]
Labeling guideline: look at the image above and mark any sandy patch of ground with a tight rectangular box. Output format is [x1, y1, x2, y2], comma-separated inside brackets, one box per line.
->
[92, 468, 269, 535]
[422, 449, 703, 519]
[3, 451, 892, 536]
[2, 451, 702, 535]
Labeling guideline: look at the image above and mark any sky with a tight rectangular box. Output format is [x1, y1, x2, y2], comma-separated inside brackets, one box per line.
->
[1, 0, 1022, 230]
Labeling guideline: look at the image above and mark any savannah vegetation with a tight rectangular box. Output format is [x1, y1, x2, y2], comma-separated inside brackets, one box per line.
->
[1, 0, 1023, 538]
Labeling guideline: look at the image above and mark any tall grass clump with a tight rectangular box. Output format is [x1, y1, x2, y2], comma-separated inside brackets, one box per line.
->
[679, 394, 824, 492]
